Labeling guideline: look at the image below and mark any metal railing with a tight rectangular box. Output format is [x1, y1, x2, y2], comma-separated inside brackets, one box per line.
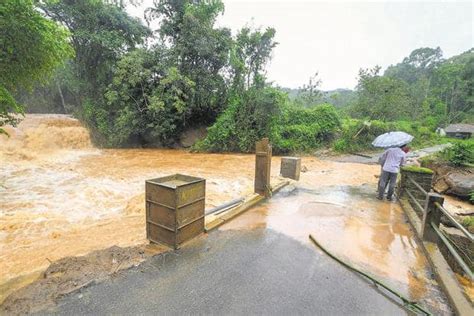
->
[404, 188, 424, 215]
[434, 202, 474, 242]
[430, 223, 473, 279]
[404, 175, 428, 219]
[406, 175, 428, 196]
[401, 174, 473, 281]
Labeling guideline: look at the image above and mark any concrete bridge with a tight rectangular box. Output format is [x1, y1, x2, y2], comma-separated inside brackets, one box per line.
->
[40, 179, 454, 315]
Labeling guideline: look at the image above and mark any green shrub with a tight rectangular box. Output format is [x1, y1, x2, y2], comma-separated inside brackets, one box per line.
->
[333, 119, 390, 152]
[333, 118, 441, 153]
[195, 86, 284, 152]
[272, 104, 341, 153]
[197, 98, 341, 153]
[440, 141, 474, 166]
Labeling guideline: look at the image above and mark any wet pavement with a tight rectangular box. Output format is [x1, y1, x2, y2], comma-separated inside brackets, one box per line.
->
[43, 229, 406, 315]
[220, 185, 452, 314]
[40, 183, 452, 315]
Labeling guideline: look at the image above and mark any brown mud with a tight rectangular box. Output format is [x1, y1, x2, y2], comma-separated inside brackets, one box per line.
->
[0, 244, 166, 315]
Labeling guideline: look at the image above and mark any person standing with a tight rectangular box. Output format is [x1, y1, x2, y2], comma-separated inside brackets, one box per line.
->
[377, 145, 408, 200]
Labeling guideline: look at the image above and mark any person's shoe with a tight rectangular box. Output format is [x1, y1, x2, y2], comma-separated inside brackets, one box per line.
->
[376, 196, 383, 200]
[386, 196, 394, 201]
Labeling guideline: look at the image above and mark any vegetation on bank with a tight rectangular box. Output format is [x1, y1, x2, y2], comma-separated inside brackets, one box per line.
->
[420, 139, 474, 167]
[2, 0, 473, 154]
[400, 165, 434, 175]
[0, 0, 72, 134]
[439, 141, 474, 166]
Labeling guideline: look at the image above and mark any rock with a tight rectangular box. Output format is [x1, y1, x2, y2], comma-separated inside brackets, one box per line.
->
[433, 178, 450, 193]
[301, 165, 308, 173]
[444, 172, 474, 198]
[424, 162, 473, 199]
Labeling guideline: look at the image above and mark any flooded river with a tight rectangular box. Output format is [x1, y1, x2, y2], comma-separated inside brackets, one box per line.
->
[0, 114, 459, 312]
[0, 115, 261, 301]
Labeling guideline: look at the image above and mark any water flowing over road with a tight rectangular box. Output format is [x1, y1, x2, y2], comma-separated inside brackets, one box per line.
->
[0, 115, 453, 313]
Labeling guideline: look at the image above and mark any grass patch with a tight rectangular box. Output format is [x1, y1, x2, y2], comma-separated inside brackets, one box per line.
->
[461, 216, 474, 232]
[401, 165, 434, 174]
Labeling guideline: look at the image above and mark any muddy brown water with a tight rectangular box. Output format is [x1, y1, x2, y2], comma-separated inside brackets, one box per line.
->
[0, 114, 464, 313]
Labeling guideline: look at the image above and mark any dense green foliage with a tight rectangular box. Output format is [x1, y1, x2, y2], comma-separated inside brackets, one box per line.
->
[85, 48, 197, 146]
[381, 47, 473, 124]
[196, 87, 284, 152]
[350, 67, 412, 121]
[198, 98, 340, 154]
[272, 104, 340, 153]
[41, 0, 150, 101]
[332, 119, 442, 153]
[6, 0, 472, 154]
[0, 0, 72, 133]
[439, 141, 474, 166]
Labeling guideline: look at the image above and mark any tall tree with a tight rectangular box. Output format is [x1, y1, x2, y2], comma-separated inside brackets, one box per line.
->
[147, 0, 232, 123]
[40, 0, 150, 102]
[296, 72, 322, 107]
[0, 0, 72, 133]
[431, 50, 474, 123]
[230, 26, 277, 90]
[352, 66, 412, 121]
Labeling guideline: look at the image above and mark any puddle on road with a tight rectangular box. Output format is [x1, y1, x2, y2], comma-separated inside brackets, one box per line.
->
[221, 184, 452, 314]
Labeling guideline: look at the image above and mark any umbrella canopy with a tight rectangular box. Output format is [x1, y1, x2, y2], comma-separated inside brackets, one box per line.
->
[372, 131, 414, 148]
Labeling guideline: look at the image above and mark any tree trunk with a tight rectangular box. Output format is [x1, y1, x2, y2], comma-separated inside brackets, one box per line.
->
[56, 81, 66, 114]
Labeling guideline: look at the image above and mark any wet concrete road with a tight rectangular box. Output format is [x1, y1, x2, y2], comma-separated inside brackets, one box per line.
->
[43, 229, 406, 315]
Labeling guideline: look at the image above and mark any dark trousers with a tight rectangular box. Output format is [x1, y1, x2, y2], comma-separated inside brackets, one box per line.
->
[378, 170, 398, 199]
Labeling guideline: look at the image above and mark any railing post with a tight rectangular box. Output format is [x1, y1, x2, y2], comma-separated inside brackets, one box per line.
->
[421, 192, 444, 243]
[397, 171, 406, 198]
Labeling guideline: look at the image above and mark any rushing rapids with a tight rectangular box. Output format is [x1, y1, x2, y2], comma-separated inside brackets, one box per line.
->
[0, 115, 258, 301]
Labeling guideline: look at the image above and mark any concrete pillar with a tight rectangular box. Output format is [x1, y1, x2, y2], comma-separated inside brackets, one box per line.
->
[254, 138, 272, 197]
[421, 193, 444, 243]
[280, 157, 301, 180]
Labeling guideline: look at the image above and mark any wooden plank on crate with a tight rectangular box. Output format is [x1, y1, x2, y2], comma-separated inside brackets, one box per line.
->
[205, 181, 289, 232]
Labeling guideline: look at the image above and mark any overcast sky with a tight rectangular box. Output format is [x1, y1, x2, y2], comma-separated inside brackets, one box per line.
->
[130, 0, 473, 90]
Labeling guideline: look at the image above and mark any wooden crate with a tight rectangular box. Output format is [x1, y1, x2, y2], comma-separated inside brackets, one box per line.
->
[146, 174, 205, 249]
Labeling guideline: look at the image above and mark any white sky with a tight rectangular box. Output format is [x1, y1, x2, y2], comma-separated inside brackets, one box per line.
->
[130, 0, 474, 90]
